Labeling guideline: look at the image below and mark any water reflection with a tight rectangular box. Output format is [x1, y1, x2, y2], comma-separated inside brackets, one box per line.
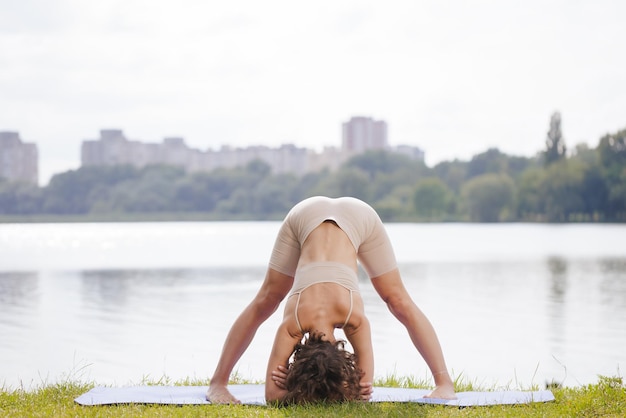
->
[0, 272, 39, 331]
[598, 258, 626, 308]
[79, 267, 265, 312]
[545, 257, 568, 376]
[599, 258, 626, 273]
[0, 271, 39, 307]
[81, 270, 132, 310]
[547, 257, 568, 302]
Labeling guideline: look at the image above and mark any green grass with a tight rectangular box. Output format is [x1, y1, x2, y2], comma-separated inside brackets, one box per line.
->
[1, 375, 624, 417]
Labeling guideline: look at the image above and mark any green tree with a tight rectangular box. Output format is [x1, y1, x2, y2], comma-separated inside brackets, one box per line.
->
[517, 167, 547, 220]
[413, 178, 451, 220]
[580, 164, 609, 220]
[43, 165, 139, 214]
[174, 169, 244, 212]
[250, 174, 298, 217]
[433, 160, 467, 193]
[293, 170, 330, 201]
[573, 143, 599, 166]
[597, 128, 626, 220]
[345, 150, 419, 178]
[313, 167, 371, 201]
[466, 148, 508, 179]
[0, 181, 42, 214]
[245, 159, 272, 181]
[570, 144, 608, 220]
[345, 150, 430, 202]
[507, 155, 534, 179]
[215, 188, 252, 216]
[373, 185, 415, 221]
[101, 165, 185, 213]
[539, 159, 587, 221]
[461, 173, 515, 222]
[174, 173, 218, 212]
[544, 111, 567, 165]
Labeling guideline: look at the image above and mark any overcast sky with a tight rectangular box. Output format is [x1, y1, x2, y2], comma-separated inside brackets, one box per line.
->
[1, 0, 625, 185]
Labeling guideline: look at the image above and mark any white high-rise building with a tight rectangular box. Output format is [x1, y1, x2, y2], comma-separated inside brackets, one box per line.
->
[0, 131, 39, 185]
[342, 116, 388, 153]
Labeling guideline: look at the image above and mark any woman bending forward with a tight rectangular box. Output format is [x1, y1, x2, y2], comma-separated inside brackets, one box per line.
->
[207, 196, 456, 403]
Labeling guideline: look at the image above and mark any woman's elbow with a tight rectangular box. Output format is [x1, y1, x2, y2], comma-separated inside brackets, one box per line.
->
[252, 293, 283, 319]
[265, 388, 284, 404]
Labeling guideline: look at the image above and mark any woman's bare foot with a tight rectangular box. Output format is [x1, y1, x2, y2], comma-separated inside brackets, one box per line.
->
[206, 385, 241, 404]
[424, 383, 457, 400]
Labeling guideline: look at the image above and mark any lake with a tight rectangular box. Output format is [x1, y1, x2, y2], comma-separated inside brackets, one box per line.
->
[0, 222, 624, 390]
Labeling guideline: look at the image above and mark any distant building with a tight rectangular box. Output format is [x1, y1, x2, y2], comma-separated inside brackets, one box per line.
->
[307, 146, 349, 172]
[393, 144, 425, 161]
[342, 116, 388, 153]
[0, 131, 38, 185]
[341, 116, 424, 162]
[81, 129, 311, 175]
[80, 119, 424, 176]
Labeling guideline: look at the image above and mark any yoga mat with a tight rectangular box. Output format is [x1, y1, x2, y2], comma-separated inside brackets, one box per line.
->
[75, 384, 555, 407]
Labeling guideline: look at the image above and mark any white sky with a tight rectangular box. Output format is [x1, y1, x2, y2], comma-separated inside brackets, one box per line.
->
[1, 0, 625, 185]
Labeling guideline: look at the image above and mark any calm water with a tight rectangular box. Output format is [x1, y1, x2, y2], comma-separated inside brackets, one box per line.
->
[1, 222, 624, 389]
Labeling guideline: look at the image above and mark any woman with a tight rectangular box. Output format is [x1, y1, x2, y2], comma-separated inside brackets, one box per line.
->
[207, 196, 456, 404]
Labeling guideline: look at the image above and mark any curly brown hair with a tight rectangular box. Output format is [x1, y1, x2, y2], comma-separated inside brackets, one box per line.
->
[281, 332, 364, 405]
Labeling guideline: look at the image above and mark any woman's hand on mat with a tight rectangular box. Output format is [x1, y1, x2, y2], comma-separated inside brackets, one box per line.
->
[206, 385, 241, 404]
[271, 364, 289, 389]
[359, 381, 373, 401]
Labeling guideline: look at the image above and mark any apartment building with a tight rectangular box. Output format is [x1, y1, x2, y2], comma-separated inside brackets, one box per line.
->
[342, 116, 388, 153]
[82, 130, 312, 175]
[80, 118, 423, 175]
[82, 130, 194, 168]
[0, 131, 39, 185]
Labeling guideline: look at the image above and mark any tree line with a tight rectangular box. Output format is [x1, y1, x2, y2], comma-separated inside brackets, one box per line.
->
[1, 121, 624, 222]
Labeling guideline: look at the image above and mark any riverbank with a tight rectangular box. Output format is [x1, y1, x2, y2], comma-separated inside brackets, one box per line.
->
[1, 375, 623, 417]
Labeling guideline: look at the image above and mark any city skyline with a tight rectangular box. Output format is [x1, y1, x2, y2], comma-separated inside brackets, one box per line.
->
[1, 1, 625, 184]
[2, 116, 425, 185]
[80, 116, 403, 177]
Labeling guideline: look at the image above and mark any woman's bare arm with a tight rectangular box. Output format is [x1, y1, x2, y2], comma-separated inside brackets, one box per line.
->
[265, 322, 300, 403]
[344, 315, 374, 400]
[207, 268, 293, 404]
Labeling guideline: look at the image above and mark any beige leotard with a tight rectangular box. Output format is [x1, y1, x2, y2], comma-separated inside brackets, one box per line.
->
[289, 262, 359, 333]
[268, 196, 398, 279]
[268, 196, 398, 332]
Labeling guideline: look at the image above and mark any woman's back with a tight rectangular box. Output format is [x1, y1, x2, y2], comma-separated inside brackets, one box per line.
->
[284, 221, 365, 340]
[297, 220, 357, 269]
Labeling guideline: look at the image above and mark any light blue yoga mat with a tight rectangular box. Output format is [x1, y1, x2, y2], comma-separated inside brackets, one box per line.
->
[75, 384, 555, 407]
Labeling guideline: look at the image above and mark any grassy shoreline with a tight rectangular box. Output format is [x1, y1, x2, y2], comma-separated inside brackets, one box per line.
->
[1, 375, 624, 417]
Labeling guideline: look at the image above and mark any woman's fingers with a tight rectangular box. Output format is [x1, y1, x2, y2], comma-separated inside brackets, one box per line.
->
[271, 365, 289, 389]
[359, 381, 373, 400]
